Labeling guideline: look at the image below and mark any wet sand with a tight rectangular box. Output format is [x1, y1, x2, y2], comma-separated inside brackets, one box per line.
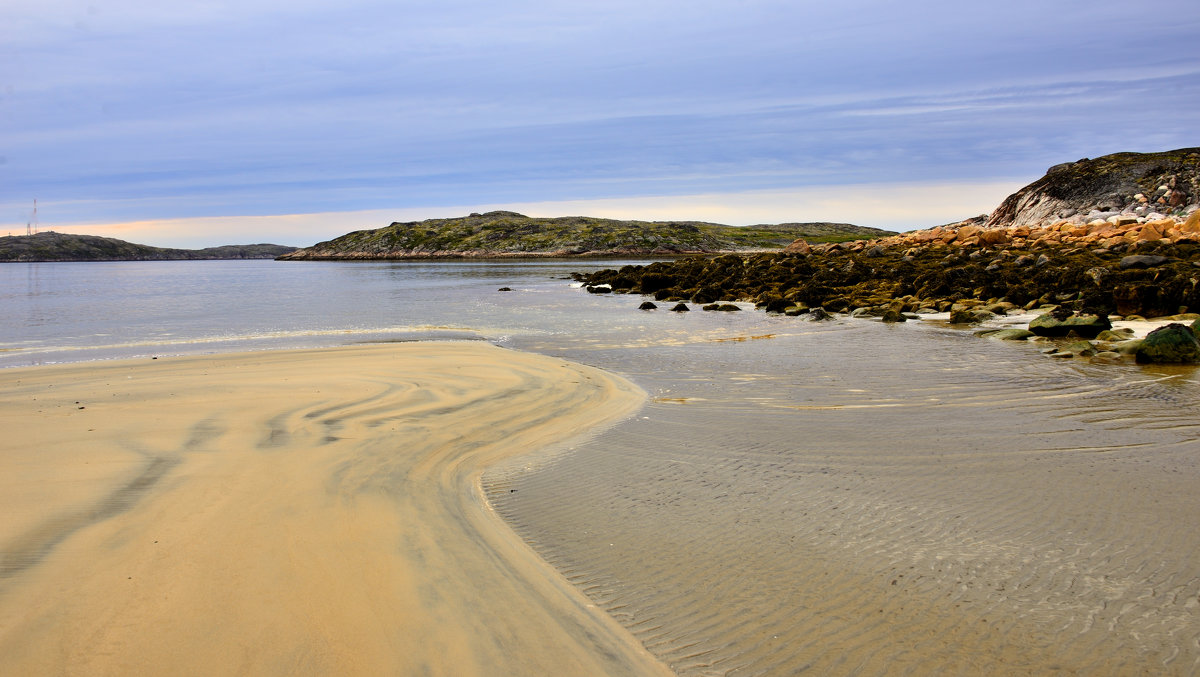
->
[494, 320, 1200, 675]
[0, 343, 668, 676]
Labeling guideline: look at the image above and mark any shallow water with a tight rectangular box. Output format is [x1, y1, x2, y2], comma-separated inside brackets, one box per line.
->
[492, 320, 1200, 675]
[4, 260, 1200, 674]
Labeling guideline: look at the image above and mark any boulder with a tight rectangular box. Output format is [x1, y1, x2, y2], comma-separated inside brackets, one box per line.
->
[989, 328, 1035, 341]
[1061, 340, 1097, 357]
[880, 308, 907, 323]
[1119, 254, 1170, 269]
[703, 303, 741, 312]
[1096, 328, 1135, 341]
[638, 301, 658, 310]
[808, 307, 833, 321]
[949, 309, 979, 324]
[670, 303, 690, 312]
[497, 287, 513, 292]
[784, 239, 812, 255]
[1135, 323, 1200, 363]
[586, 285, 612, 294]
[1028, 313, 1112, 339]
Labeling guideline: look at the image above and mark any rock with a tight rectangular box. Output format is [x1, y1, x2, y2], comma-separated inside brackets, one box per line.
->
[1061, 340, 1097, 357]
[670, 303, 690, 312]
[949, 309, 979, 324]
[950, 309, 995, 324]
[1093, 351, 1123, 361]
[1113, 339, 1144, 355]
[762, 297, 792, 313]
[586, 284, 612, 294]
[703, 303, 741, 312]
[988, 328, 1035, 341]
[1119, 254, 1170, 269]
[1193, 318, 1200, 338]
[638, 301, 658, 310]
[1135, 323, 1200, 363]
[1028, 313, 1112, 339]
[498, 287, 513, 291]
[808, 307, 833, 321]
[1096, 328, 1135, 341]
[880, 308, 907, 323]
[784, 239, 812, 254]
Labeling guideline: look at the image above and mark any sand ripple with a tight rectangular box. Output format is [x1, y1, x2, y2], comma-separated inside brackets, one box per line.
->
[487, 322, 1200, 675]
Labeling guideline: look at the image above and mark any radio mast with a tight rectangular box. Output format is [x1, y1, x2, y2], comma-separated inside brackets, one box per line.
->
[27, 199, 38, 235]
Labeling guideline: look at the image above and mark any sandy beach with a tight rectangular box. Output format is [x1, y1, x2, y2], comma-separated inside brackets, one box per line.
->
[0, 343, 668, 676]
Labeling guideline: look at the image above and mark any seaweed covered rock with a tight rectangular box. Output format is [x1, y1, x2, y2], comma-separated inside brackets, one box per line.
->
[1028, 313, 1112, 338]
[1135, 323, 1200, 363]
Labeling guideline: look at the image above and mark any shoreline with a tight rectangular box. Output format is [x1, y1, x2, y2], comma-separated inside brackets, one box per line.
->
[0, 343, 668, 676]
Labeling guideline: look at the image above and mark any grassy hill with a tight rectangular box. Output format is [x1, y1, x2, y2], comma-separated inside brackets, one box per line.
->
[279, 211, 893, 260]
[0, 232, 296, 262]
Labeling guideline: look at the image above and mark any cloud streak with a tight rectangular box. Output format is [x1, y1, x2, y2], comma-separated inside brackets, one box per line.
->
[2, 0, 1198, 244]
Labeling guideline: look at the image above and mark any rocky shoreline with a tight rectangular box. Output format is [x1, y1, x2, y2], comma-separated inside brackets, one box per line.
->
[574, 211, 1200, 363]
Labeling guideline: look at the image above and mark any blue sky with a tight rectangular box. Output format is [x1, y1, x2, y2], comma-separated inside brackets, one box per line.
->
[2, 0, 1198, 247]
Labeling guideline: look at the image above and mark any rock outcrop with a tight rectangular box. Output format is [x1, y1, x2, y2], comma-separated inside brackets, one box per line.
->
[986, 148, 1200, 229]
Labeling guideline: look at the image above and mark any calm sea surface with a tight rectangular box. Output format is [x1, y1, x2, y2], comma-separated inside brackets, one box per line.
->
[4, 259, 1200, 675]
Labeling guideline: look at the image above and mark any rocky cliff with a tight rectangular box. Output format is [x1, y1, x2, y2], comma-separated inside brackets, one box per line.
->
[986, 148, 1200, 229]
[278, 211, 892, 260]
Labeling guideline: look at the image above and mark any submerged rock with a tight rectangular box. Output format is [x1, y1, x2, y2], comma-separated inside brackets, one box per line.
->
[638, 301, 658, 310]
[670, 303, 690, 312]
[1061, 340, 1097, 357]
[1135, 323, 1200, 363]
[880, 308, 907, 323]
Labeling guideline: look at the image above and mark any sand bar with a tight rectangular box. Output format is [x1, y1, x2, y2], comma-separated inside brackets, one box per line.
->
[0, 343, 668, 676]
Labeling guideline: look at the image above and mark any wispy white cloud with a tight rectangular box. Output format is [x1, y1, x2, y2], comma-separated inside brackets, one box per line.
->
[2, 0, 1197, 241]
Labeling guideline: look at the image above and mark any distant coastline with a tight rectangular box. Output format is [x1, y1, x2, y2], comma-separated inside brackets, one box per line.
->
[0, 231, 296, 263]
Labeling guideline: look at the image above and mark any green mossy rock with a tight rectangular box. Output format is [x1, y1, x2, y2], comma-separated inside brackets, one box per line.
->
[1029, 313, 1112, 339]
[1135, 323, 1200, 363]
[990, 328, 1036, 341]
[1061, 340, 1097, 357]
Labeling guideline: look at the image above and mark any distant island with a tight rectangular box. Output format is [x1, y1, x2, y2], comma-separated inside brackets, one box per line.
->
[0, 231, 297, 262]
[277, 212, 894, 260]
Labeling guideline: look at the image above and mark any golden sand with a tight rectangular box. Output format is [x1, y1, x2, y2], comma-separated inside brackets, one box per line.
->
[0, 343, 668, 676]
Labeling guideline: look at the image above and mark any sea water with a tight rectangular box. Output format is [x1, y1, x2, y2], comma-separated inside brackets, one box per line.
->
[4, 259, 1200, 675]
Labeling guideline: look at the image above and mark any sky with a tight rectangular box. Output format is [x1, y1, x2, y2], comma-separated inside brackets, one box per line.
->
[2, 0, 1198, 248]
